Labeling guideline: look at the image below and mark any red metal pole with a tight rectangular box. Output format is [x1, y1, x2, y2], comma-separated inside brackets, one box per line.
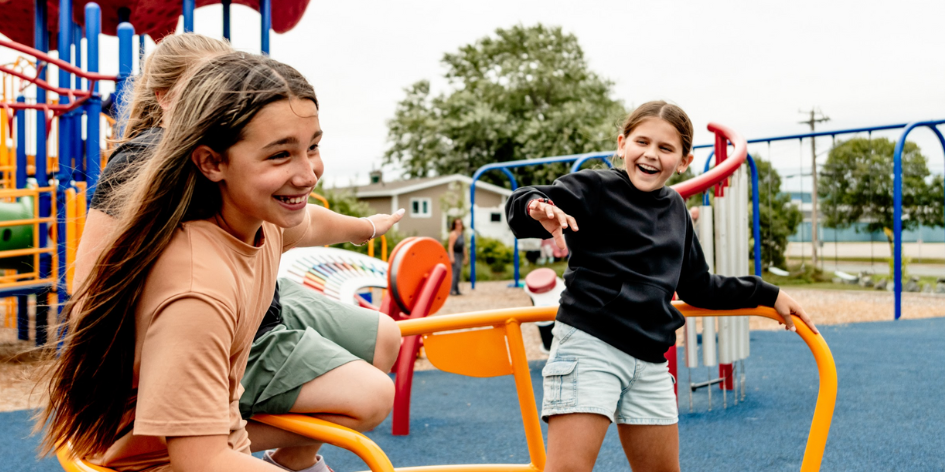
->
[391, 264, 448, 436]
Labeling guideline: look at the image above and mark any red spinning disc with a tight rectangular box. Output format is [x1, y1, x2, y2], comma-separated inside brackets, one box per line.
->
[525, 268, 558, 294]
[388, 237, 451, 315]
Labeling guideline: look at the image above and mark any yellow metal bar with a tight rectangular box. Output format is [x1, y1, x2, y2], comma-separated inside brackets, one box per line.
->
[393, 466, 538, 472]
[0, 247, 55, 258]
[75, 182, 87, 242]
[0, 217, 56, 227]
[253, 414, 394, 472]
[309, 192, 329, 209]
[0, 271, 38, 281]
[66, 188, 76, 294]
[381, 235, 388, 262]
[368, 239, 374, 258]
[398, 303, 836, 472]
[0, 186, 55, 198]
[0, 278, 55, 290]
[505, 320, 545, 471]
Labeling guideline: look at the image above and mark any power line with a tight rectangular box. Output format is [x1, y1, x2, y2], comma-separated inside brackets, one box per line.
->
[799, 108, 830, 267]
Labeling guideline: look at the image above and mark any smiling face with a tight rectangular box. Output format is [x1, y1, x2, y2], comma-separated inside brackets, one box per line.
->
[617, 117, 693, 192]
[206, 98, 322, 240]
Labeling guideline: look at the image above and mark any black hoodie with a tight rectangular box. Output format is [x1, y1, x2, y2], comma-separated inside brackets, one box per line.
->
[506, 167, 779, 363]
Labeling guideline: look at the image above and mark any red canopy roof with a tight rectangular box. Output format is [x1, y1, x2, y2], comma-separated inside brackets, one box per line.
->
[0, 0, 310, 49]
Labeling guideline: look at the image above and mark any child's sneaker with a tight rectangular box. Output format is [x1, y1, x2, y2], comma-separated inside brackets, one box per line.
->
[263, 450, 334, 472]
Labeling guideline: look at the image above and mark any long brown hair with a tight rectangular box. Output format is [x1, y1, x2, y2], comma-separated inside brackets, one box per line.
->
[120, 33, 233, 142]
[37, 52, 318, 458]
[618, 100, 694, 157]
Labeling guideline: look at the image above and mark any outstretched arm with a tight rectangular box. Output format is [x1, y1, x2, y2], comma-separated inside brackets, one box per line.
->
[284, 204, 404, 249]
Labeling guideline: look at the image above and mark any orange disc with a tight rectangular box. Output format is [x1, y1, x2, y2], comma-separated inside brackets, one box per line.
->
[386, 236, 418, 272]
[388, 237, 451, 315]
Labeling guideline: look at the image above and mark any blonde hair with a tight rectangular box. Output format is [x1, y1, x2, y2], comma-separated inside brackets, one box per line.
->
[120, 33, 233, 141]
[38, 52, 318, 459]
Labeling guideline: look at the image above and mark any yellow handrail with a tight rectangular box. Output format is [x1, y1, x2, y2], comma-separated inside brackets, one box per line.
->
[246, 305, 836, 472]
[57, 304, 836, 472]
[253, 415, 395, 472]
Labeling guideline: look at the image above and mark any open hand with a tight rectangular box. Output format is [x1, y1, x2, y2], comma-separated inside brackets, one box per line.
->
[527, 200, 578, 250]
[366, 208, 405, 239]
[773, 290, 819, 335]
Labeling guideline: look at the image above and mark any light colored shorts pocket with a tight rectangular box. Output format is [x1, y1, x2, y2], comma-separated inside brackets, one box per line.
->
[541, 358, 578, 408]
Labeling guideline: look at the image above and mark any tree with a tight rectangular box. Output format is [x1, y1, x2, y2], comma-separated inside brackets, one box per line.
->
[385, 24, 627, 187]
[750, 156, 802, 270]
[818, 137, 942, 244]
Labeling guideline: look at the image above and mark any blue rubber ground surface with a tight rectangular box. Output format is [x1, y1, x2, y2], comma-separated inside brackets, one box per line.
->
[4, 317, 944, 471]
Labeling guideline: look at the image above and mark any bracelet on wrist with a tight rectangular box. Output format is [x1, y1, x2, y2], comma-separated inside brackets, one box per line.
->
[351, 217, 376, 246]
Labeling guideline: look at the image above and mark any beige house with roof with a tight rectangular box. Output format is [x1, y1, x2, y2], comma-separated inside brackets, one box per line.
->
[335, 174, 519, 245]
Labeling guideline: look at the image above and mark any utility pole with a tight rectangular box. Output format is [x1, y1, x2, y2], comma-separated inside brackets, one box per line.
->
[799, 108, 830, 268]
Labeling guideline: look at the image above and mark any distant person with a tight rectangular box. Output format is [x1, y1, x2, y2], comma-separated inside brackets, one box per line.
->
[448, 217, 468, 295]
[506, 100, 817, 472]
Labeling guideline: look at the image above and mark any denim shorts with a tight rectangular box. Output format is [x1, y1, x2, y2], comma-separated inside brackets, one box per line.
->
[541, 321, 678, 425]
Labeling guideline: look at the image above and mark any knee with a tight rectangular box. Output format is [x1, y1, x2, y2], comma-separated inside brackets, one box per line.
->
[357, 371, 395, 429]
[372, 315, 402, 372]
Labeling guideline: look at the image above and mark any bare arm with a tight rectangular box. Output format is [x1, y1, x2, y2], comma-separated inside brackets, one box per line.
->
[284, 204, 404, 249]
[73, 209, 118, 290]
[167, 435, 282, 472]
[448, 232, 457, 263]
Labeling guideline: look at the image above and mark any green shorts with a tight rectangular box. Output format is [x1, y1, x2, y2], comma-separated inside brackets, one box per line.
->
[239, 278, 380, 419]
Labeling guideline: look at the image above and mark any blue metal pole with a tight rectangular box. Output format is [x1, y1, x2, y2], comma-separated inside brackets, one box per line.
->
[33, 0, 51, 346]
[72, 22, 84, 179]
[15, 98, 27, 189]
[85, 3, 102, 204]
[73, 24, 82, 91]
[891, 122, 945, 320]
[183, 0, 195, 32]
[260, 0, 271, 54]
[469, 180, 477, 289]
[57, 0, 75, 322]
[569, 152, 615, 173]
[892, 127, 908, 320]
[116, 22, 135, 135]
[222, 0, 231, 40]
[702, 150, 716, 206]
[499, 168, 520, 288]
[138, 34, 146, 70]
[746, 154, 763, 276]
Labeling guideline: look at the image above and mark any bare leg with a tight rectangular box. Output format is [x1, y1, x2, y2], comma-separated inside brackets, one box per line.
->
[617, 424, 680, 472]
[544, 413, 611, 472]
[247, 360, 395, 470]
[372, 314, 402, 373]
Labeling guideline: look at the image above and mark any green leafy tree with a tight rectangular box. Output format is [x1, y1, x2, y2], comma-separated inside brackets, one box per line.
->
[385, 24, 627, 187]
[750, 156, 802, 269]
[818, 137, 942, 244]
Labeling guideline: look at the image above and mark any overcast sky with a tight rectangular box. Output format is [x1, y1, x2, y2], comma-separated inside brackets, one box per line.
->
[4, 0, 944, 191]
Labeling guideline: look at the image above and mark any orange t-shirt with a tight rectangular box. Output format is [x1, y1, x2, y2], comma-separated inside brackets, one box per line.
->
[92, 215, 309, 471]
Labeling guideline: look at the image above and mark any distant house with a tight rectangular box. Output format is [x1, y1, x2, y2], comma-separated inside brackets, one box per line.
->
[334, 173, 519, 245]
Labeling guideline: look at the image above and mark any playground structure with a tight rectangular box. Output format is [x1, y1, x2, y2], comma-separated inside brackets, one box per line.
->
[0, 0, 319, 344]
[277, 237, 452, 436]
[59, 302, 837, 472]
[0, 3, 118, 346]
[693, 121, 945, 321]
[470, 123, 945, 322]
[0, 1, 855, 468]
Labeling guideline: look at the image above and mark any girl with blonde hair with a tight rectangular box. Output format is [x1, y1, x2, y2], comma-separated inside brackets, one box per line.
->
[48, 52, 403, 471]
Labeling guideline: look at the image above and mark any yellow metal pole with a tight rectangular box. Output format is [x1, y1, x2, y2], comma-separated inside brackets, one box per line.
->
[505, 320, 546, 471]
[75, 181, 86, 242]
[65, 188, 76, 294]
